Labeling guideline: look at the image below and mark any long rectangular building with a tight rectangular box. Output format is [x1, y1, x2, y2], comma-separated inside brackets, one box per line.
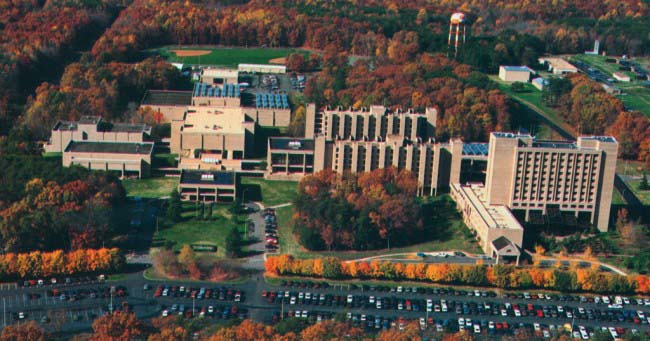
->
[63, 141, 154, 178]
[46, 116, 151, 153]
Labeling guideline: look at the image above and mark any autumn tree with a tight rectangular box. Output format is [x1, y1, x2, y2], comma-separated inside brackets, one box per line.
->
[0, 321, 46, 341]
[91, 312, 146, 340]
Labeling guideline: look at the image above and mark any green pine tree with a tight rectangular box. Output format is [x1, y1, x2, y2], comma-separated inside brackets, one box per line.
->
[224, 226, 241, 258]
[166, 189, 182, 222]
[639, 171, 649, 190]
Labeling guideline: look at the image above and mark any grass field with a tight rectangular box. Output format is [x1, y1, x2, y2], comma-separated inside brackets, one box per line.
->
[570, 54, 650, 116]
[240, 177, 298, 207]
[276, 195, 483, 260]
[490, 77, 575, 139]
[151, 46, 309, 68]
[42, 152, 62, 159]
[155, 203, 246, 254]
[122, 177, 179, 198]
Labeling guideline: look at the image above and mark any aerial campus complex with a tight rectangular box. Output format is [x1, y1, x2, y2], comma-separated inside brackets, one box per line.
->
[45, 65, 618, 262]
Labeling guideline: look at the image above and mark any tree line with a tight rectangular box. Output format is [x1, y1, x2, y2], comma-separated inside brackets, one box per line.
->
[0, 248, 124, 280]
[294, 168, 423, 251]
[266, 255, 650, 295]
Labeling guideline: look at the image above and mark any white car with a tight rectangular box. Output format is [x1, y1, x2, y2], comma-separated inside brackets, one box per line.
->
[208, 306, 214, 314]
[566, 311, 573, 318]
[579, 326, 589, 340]
[458, 318, 465, 326]
[419, 317, 427, 330]
[473, 325, 481, 333]
[376, 299, 382, 309]
[305, 292, 311, 300]
[161, 310, 168, 317]
[488, 321, 495, 329]
[18, 312, 25, 319]
[397, 286, 403, 293]
[609, 327, 618, 339]
[426, 299, 433, 312]
[534, 323, 541, 332]
[346, 294, 353, 304]
[602, 296, 611, 304]
[369, 296, 375, 304]
[637, 310, 645, 319]
[514, 309, 521, 317]
[623, 297, 631, 305]
[301, 310, 308, 318]
[290, 297, 296, 305]
[501, 309, 508, 317]
[557, 305, 564, 313]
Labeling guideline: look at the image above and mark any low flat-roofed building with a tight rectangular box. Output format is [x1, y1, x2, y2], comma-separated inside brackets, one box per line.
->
[192, 83, 241, 107]
[531, 77, 549, 91]
[178, 170, 237, 202]
[140, 90, 193, 122]
[245, 92, 291, 127]
[170, 106, 254, 162]
[538, 57, 578, 75]
[267, 137, 316, 175]
[238, 63, 286, 74]
[498, 66, 533, 82]
[63, 141, 154, 178]
[201, 67, 239, 85]
[46, 116, 151, 153]
[450, 183, 524, 263]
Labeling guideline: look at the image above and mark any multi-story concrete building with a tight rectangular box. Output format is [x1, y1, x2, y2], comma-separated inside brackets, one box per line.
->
[45, 116, 151, 153]
[267, 137, 316, 175]
[178, 170, 237, 202]
[170, 106, 255, 162]
[271, 104, 460, 194]
[306, 104, 437, 141]
[63, 141, 154, 178]
[484, 132, 617, 232]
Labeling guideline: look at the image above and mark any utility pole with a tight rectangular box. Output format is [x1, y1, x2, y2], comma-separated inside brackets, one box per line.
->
[3, 297, 6, 327]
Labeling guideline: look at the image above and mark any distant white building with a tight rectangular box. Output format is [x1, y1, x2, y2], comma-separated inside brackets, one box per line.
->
[538, 57, 578, 75]
[612, 72, 631, 82]
[238, 63, 286, 74]
[498, 66, 533, 82]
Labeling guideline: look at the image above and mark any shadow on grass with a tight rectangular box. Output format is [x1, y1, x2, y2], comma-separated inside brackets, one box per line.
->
[240, 183, 263, 202]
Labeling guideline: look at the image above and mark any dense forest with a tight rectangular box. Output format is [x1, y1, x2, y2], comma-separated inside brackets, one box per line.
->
[0, 156, 126, 253]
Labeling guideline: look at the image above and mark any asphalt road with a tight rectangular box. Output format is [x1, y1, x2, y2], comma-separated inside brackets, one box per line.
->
[2, 271, 650, 337]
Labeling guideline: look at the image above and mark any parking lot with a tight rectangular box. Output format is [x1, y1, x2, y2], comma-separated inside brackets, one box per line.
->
[2, 272, 650, 338]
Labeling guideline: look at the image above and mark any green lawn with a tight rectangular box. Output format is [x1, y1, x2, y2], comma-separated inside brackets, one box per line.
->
[154, 203, 246, 255]
[42, 152, 62, 159]
[611, 188, 625, 205]
[150, 46, 309, 68]
[490, 76, 576, 138]
[240, 177, 298, 207]
[122, 177, 179, 198]
[624, 179, 650, 205]
[276, 196, 483, 260]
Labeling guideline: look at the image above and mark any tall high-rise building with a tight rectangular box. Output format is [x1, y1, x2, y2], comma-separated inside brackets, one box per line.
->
[484, 132, 617, 232]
